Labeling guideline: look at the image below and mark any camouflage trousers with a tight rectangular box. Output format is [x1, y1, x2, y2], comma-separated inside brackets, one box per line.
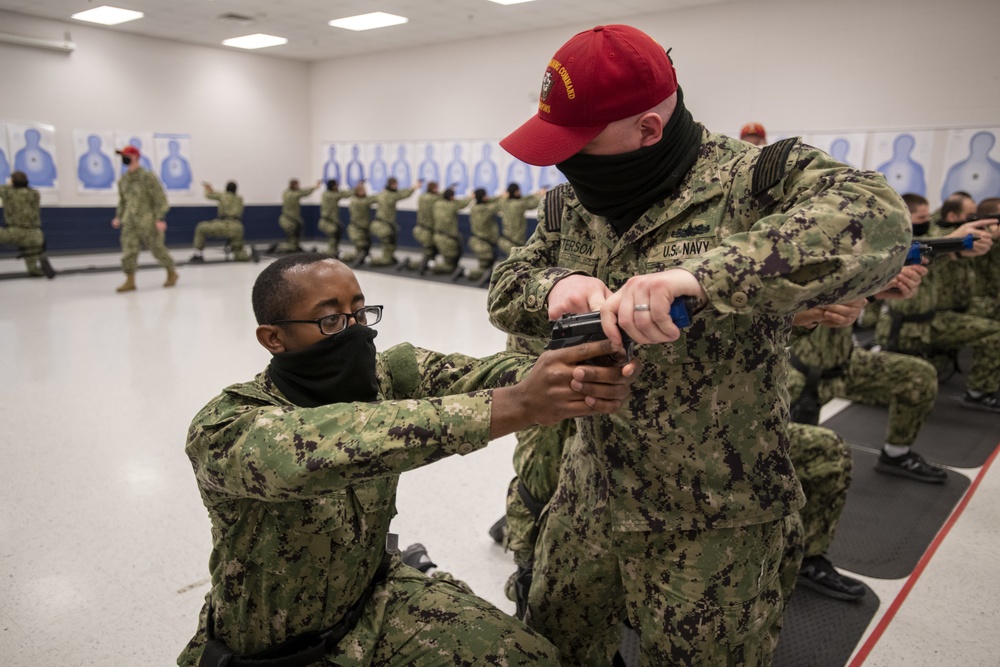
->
[181, 559, 558, 667]
[467, 237, 496, 280]
[432, 233, 462, 273]
[788, 423, 851, 559]
[193, 219, 245, 253]
[369, 220, 398, 265]
[0, 226, 44, 274]
[527, 451, 794, 666]
[347, 223, 371, 255]
[277, 215, 301, 250]
[932, 311, 1000, 394]
[788, 348, 937, 447]
[505, 421, 575, 568]
[968, 296, 1000, 322]
[120, 222, 175, 273]
[318, 217, 342, 255]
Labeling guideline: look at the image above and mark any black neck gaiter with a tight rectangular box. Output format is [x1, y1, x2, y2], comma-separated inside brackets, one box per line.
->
[267, 325, 379, 408]
[556, 87, 703, 236]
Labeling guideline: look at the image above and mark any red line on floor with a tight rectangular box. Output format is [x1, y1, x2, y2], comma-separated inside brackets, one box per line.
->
[849, 442, 1000, 666]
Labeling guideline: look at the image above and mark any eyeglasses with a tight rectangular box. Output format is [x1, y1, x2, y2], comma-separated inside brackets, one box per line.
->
[271, 305, 383, 335]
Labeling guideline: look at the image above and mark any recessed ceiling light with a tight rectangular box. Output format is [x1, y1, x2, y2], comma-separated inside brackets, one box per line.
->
[222, 33, 288, 50]
[487, 0, 537, 5]
[71, 5, 144, 25]
[328, 12, 408, 31]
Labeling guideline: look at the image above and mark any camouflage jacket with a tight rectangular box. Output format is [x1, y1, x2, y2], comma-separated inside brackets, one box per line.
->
[348, 195, 377, 230]
[280, 186, 317, 222]
[470, 198, 501, 243]
[0, 185, 41, 229]
[927, 221, 976, 312]
[206, 191, 244, 221]
[180, 343, 530, 662]
[416, 192, 441, 230]
[432, 197, 472, 238]
[320, 190, 351, 222]
[373, 186, 416, 224]
[789, 324, 854, 371]
[116, 168, 168, 225]
[499, 195, 541, 245]
[488, 131, 909, 532]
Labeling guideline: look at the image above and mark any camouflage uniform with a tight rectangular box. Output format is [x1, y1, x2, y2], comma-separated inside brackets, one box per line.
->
[278, 185, 318, 252]
[503, 334, 576, 569]
[410, 191, 441, 269]
[787, 324, 938, 447]
[318, 189, 352, 256]
[875, 228, 1000, 394]
[467, 197, 502, 281]
[193, 191, 249, 261]
[347, 194, 377, 259]
[116, 167, 175, 274]
[179, 343, 558, 666]
[369, 186, 416, 266]
[787, 423, 851, 561]
[432, 196, 473, 274]
[497, 195, 541, 257]
[0, 184, 45, 275]
[488, 133, 910, 665]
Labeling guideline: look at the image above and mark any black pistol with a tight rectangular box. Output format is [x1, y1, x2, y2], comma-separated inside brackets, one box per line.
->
[546, 298, 694, 366]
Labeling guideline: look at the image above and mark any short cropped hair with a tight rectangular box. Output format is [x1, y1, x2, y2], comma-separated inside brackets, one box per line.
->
[327, 179, 338, 190]
[10, 171, 28, 188]
[940, 196, 968, 220]
[977, 198, 1000, 218]
[225, 181, 238, 193]
[902, 193, 928, 213]
[507, 183, 521, 197]
[474, 188, 487, 204]
[252, 252, 331, 325]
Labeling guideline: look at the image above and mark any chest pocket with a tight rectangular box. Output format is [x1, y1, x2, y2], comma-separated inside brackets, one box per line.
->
[250, 494, 351, 576]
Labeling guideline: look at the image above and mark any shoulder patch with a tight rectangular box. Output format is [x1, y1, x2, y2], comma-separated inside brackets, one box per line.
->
[752, 137, 798, 197]
[544, 183, 572, 233]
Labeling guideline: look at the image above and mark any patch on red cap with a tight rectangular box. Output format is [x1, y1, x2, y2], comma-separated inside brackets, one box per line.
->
[116, 145, 141, 158]
[740, 123, 766, 140]
[501, 25, 678, 166]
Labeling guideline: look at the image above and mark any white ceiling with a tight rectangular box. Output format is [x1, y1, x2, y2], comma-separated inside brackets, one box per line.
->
[0, 0, 737, 61]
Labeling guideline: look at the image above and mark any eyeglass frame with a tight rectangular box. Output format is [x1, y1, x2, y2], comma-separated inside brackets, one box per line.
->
[270, 305, 383, 336]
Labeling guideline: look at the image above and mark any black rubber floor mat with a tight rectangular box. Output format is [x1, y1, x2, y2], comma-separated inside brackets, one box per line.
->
[772, 582, 880, 667]
[827, 447, 970, 579]
[821, 393, 1000, 469]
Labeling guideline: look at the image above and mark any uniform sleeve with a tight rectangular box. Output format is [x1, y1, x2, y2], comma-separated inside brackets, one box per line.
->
[299, 186, 318, 199]
[205, 191, 221, 202]
[487, 199, 588, 338]
[398, 187, 416, 200]
[116, 180, 125, 219]
[187, 347, 533, 501]
[681, 146, 910, 316]
[148, 172, 170, 220]
[0, 184, 9, 203]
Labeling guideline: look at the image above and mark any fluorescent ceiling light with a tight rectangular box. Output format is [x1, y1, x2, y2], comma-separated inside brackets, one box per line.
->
[71, 6, 144, 25]
[222, 33, 288, 50]
[487, 0, 537, 5]
[328, 12, 408, 31]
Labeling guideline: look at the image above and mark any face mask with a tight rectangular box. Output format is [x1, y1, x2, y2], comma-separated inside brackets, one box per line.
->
[911, 222, 930, 237]
[267, 325, 379, 407]
[122, 156, 132, 166]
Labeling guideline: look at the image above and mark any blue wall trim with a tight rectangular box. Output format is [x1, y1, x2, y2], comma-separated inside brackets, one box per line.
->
[3, 205, 538, 255]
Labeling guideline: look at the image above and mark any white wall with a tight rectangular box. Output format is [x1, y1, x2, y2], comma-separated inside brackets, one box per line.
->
[309, 0, 1000, 197]
[0, 10, 312, 206]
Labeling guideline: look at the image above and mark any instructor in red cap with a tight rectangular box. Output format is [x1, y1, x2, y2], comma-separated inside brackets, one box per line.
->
[487, 24, 911, 666]
[111, 144, 178, 292]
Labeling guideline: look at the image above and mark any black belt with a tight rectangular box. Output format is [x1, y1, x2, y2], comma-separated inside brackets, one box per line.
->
[788, 354, 848, 426]
[199, 549, 392, 667]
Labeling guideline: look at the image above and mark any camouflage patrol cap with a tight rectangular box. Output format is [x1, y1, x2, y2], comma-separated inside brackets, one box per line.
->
[500, 25, 678, 167]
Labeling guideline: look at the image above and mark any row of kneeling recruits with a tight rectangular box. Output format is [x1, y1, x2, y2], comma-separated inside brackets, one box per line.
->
[176, 25, 1000, 667]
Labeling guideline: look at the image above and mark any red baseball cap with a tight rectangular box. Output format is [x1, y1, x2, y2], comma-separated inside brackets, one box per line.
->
[740, 123, 766, 141]
[500, 25, 678, 167]
[116, 145, 141, 158]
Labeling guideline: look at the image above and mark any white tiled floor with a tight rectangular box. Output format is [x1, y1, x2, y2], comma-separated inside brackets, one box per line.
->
[1, 251, 998, 666]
